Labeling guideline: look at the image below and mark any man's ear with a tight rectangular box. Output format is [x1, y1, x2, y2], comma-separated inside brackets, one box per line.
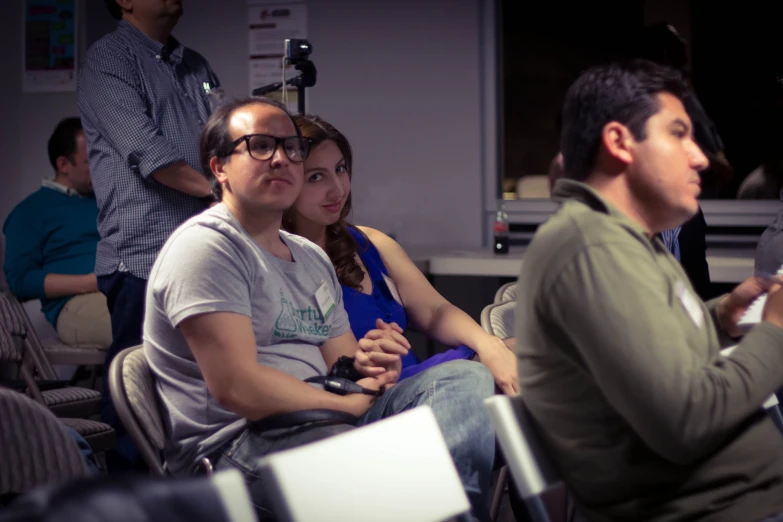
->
[601, 121, 634, 167]
[115, 0, 132, 12]
[210, 156, 228, 184]
[55, 156, 71, 176]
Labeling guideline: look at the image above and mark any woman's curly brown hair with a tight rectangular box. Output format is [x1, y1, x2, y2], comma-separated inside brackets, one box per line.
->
[282, 114, 367, 290]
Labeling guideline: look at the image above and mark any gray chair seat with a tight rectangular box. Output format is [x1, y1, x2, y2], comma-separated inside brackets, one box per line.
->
[44, 343, 106, 366]
[44, 386, 101, 418]
[60, 417, 116, 454]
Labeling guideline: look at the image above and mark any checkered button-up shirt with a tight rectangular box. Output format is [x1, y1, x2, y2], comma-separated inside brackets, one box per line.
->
[77, 20, 220, 279]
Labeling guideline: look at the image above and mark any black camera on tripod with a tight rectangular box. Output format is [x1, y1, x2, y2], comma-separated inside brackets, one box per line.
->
[285, 38, 312, 64]
[252, 38, 316, 114]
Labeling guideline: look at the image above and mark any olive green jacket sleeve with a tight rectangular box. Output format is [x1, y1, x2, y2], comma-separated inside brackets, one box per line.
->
[705, 296, 740, 348]
[546, 240, 783, 465]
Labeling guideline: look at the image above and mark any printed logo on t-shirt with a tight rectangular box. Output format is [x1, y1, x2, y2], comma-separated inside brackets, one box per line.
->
[273, 292, 332, 340]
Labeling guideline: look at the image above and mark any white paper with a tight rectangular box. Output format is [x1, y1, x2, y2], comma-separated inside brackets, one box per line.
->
[737, 294, 768, 330]
[260, 407, 470, 521]
[247, 2, 307, 57]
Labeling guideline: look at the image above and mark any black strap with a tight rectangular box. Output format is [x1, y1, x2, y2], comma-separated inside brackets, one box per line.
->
[250, 409, 359, 432]
[305, 375, 384, 397]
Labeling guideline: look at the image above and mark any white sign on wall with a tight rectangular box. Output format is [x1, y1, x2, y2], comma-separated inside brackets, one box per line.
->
[247, 0, 307, 113]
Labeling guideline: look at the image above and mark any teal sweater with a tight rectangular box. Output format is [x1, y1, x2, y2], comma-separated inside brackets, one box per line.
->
[3, 186, 99, 326]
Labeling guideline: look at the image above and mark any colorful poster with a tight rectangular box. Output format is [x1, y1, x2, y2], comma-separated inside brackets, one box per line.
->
[23, 0, 77, 92]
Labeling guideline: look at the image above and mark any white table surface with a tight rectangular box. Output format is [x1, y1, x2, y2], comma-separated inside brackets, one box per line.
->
[408, 246, 756, 283]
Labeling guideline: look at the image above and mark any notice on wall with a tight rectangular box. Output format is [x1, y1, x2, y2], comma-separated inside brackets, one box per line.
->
[247, 0, 307, 112]
[23, 0, 78, 92]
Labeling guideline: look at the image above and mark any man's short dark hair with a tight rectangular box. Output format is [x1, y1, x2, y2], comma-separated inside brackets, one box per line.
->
[48, 117, 84, 172]
[199, 97, 300, 201]
[560, 59, 689, 181]
[104, 0, 122, 20]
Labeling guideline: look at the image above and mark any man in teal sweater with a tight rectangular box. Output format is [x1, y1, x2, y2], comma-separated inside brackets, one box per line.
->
[3, 117, 110, 348]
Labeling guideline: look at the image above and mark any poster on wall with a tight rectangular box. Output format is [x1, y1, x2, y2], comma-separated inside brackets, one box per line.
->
[23, 0, 78, 92]
[247, 0, 307, 112]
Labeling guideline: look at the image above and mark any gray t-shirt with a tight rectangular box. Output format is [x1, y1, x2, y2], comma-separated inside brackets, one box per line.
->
[144, 204, 350, 474]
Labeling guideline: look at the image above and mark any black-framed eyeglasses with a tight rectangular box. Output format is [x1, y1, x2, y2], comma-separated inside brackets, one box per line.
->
[225, 134, 311, 163]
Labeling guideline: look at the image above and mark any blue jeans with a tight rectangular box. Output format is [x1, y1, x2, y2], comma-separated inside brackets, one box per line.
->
[399, 344, 476, 381]
[65, 427, 99, 475]
[213, 360, 496, 521]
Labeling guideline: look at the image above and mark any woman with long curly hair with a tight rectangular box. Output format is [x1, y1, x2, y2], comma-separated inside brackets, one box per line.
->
[282, 114, 517, 395]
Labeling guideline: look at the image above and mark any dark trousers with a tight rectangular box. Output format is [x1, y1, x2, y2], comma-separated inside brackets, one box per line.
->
[97, 271, 147, 471]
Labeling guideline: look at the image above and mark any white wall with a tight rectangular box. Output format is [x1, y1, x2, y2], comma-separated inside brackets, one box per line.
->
[1, 0, 487, 251]
[0, 1, 81, 260]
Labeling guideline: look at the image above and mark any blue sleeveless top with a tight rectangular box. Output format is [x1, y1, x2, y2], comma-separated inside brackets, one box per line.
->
[342, 227, 475, 379]
[342, 227, 420, 370]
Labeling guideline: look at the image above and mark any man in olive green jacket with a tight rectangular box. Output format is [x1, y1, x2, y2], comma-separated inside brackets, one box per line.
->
[517, 60, 783, 522]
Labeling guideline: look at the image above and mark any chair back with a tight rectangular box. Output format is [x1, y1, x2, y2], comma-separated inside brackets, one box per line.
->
[0, 387, 87, 496]
[260, 406, 471, 522]
[494, 281, 517, 303]
[484, 395, 562, 522]
[0, 290, 58, 380]
[480, 300, 516, 339]
[109, 345, 166, 475]
[0, 322, 21, 365]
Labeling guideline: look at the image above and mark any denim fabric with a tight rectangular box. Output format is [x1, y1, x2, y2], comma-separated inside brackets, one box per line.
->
[214, 360, 495, 521]
[65, 427, 99, 475]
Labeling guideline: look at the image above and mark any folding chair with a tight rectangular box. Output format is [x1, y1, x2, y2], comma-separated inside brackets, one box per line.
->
[0, 303, 115, 460]
[494, 281, 517, 303]
[259, 406, 472, 522]
[109, 344, 356, 478]
[0, 272, 106, 371]
[479, 299, 517, 519]
[0, 292, 101, 419]
[484, 395, 563, 522]
[109, 344, 167, 475]
[0, 387, 87, 502]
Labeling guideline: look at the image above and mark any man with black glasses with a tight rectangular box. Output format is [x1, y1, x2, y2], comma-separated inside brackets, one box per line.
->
[144, 97, 497, 521]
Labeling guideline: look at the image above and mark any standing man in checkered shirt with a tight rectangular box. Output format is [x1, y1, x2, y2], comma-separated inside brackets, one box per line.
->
[77, 0, 220, 469]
